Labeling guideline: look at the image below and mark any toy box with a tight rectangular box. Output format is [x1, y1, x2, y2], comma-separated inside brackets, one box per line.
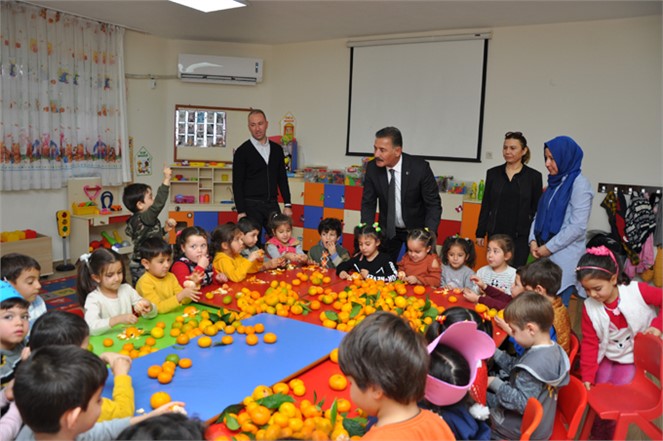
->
[0, 233, 53, 276]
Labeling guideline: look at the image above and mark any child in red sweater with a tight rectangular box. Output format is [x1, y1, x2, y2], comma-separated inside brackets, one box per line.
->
[397, 229, 441, 287]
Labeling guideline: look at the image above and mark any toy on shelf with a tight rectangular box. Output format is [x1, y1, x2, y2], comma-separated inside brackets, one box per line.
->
[174, 194, 196, 204]
[90, 229, 132, 254]
[0, 229, 37, 242]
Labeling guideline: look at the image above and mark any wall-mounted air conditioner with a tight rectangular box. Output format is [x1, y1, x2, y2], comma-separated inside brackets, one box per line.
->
[178, 54, 263, 85]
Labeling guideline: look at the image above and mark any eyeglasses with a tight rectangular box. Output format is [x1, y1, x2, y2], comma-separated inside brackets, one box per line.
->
[505, 131, 523, 138]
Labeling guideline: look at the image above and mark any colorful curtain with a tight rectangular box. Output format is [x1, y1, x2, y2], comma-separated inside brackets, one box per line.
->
[0, 1, 129, 190]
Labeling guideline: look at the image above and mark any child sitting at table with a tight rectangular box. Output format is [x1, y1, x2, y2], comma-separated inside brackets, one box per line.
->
[238, 217, 284, 270]
[0, 253, 47, 329]
[171, 226, 227, 288]
[308, 217, 351, 269]
[338, 311, 455, 440]
[265, 212, 308, 265]
[397, 228, 441, 287]
[422, 321, 496, 440]
[136, 237, 200, 313]
[27, 310, 135, 422]
[336, 223, 398, 282]
[77, 248, 156, 336]
[487, 292, 570, 440]
[212, 223, 263, 283]
[440, 236, 476, 289]
[14, 345, 183, 440]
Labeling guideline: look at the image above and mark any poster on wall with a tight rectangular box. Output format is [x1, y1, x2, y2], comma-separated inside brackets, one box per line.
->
[136, 147, 152, 176]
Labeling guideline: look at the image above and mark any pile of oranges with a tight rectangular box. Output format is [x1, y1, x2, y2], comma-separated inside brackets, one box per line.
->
[234, 281, 309, 318]
[115, 335, 160, 359]
[146, 353, 193, 385]
[207, 381, 365, 441]
[314, 278, 442, 333]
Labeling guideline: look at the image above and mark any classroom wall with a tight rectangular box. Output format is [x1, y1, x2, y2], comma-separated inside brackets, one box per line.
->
[1, 15, 660, 262]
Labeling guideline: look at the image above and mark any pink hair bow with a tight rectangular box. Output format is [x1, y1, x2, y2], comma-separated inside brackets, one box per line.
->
[586, 246, 618, 271]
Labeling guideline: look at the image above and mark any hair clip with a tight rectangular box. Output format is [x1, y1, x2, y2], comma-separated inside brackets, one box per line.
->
[357, 222, 366, 228]
[436, 314, 446, 324]
[424, 227, 429, 232]
[372, 222, 381, 232]
[80, 253, 91, 263]
[176, 230, 183, 237]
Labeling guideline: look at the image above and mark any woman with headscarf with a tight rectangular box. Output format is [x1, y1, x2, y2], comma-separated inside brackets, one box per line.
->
[529, 136, 594, 305]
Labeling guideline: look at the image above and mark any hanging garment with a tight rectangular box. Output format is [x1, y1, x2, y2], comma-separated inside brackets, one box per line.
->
[624, 192, 656, 254]
[601, 190, 638, 264]
[624, 233, 655, 278]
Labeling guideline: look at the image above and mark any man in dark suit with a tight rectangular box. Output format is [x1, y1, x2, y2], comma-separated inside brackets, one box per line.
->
[361, 127, 442, 263]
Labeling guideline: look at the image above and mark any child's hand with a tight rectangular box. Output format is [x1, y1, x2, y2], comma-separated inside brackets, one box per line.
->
[197, 255, 210, 270]
[3, 380, 14, 401]
[360, 269, 370, 279]
[163, 165, 172, 184]
[493, 316, 512, 336]
[186, 271, 204, 287]
[164, 218, 177, 233]
[487, 376, 495, 387]
[131, 401, 187, 425]
[295, 254, 308, 264]
[248, 250, 264, 262]
[463, 287, 480, 304]
[643, 326, 662, 337]
[177, 286, 201, 303]
[469, 275, 486, 291]
[99, 352, 132, 376]
[339, 271, 350, 280]
[404, 275, 419, 285]
[324, 241, 337, 255]
[584, 381, 592, 391]
[397, 271, 406, 281]
[215, 271, 228, 283]
[134, 299, 152, 316]
[113, 313, 139, 326]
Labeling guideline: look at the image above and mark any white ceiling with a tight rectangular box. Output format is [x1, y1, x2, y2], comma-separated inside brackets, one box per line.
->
[24, 0, 662, 45]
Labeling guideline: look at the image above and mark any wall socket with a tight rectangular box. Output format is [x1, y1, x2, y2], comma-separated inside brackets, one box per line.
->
[485, 151, 493, 159]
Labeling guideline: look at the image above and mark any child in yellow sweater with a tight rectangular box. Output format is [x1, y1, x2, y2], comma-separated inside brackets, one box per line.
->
[27, 311, 134, 422]
[212, 223, 262, 282]
[135, 237, 200, 313]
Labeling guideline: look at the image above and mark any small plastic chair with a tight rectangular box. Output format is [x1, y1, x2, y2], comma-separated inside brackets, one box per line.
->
[551, 376, 588, 440]
[520, 397, 543, 441]
[579, 332, 663, 440]
[568, 331, 580, 368]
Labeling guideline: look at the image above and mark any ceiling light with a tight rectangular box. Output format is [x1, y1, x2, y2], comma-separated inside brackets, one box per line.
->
[168, 0, 246, 13]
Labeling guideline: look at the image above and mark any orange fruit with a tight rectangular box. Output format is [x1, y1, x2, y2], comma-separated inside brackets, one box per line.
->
[236, 325, 246, 334]
[122, 342, 135, 352]
[198, 336, 212, 348]
[448, 295, 458, 303]
[272, 382, 289, 395]
[263, 332, 277, 344]
[224, 325, 235, 334]
[150, 327, 164, 339]
[183, 305, 198, 316]
[178, 358, 193, 369]
[248, 405, 271, 426]
[413, 285, 426, 295]
[254, 323, 265, 334]
[310, 300, 321, 310]
[147, 365, 162, 379]
[165, 353, 180, 364]
[102, 338, 114, 347]
[150, 391, 171, 409]
[169, 328, 181, 338]
[244, 325, 255, 335]
[329, 348, 339, 363]
[204, 325, 218, 336]
[176, 334, 190, 345]
[144, 336, 157, 346]
[292, 383, 306, 396]
[292, 279, 301, 286]
[157, 371, 172, 384]
[125, 326, 140, 338]
[474, 303, 488, 313]
[221, 335, 234, 345]
[162, 360, 177, 371]
[336, 398, 352, 413]
[329, 374, 348, 391]
[246, 334, 259, 346]
[155, 321, 166, 329]
[129, 349, 140, 359]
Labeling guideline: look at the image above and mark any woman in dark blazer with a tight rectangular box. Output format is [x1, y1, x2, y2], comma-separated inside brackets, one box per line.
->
[476, 131, 542, 268]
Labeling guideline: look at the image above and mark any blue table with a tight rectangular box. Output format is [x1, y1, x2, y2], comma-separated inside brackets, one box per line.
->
[102, 314, 345, 421]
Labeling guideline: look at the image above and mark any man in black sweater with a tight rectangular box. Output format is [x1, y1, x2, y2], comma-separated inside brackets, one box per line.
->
[232, 109, 292, 238]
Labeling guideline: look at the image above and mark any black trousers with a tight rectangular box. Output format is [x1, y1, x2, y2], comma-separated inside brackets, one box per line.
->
[381, 228, 408, 264]
[244, 199, 281, 246]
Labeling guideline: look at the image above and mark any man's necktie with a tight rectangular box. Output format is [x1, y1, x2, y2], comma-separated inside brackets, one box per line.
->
[387, 168, 396, 239]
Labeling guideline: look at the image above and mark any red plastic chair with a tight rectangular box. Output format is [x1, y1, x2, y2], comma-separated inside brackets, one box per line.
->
[520, 397, 543, 441]
[550, 376, 588, 440]
[568, 331, 580, 369]
[579, 332, 663, 440]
